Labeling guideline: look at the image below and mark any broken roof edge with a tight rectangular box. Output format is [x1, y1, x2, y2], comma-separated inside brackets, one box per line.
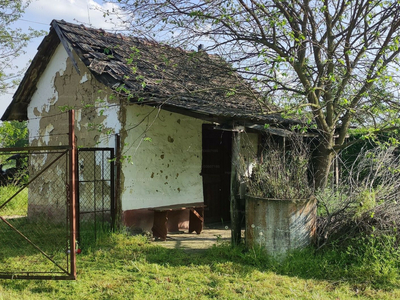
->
[245, 124, 318, 137]
[1, 19, 87, 122]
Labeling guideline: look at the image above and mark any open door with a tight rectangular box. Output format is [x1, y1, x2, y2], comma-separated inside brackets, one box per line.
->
[202, 125, 232, 224]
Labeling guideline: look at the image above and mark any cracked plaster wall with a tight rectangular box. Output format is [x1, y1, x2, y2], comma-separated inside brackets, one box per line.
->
[26, 43, 120, 218]
[28, 43, 120, 149]
[26, 42, 206, 218]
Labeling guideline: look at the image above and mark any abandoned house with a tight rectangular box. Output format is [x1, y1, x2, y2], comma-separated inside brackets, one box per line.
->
[1, 20, 301, 240]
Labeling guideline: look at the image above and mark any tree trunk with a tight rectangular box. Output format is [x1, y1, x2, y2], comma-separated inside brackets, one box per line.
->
[312, 138, 335, 191]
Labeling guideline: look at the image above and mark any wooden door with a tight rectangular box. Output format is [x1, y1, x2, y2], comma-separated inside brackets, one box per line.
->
[202, 125, 232, 224]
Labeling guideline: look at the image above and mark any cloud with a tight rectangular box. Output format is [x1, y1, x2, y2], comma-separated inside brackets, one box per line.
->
[24, 0, 127, 30]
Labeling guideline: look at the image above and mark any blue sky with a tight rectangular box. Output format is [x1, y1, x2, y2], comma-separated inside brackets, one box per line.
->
[0, 0, 124, 118]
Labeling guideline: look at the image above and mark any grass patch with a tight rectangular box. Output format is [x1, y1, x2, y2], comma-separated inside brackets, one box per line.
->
[0, 217, 70, 276]
[0, 185, 28, 217]
[1, 232, 400, 299]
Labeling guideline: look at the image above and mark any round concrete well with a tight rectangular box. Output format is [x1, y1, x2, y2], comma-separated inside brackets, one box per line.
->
[245, 196, 316, 255]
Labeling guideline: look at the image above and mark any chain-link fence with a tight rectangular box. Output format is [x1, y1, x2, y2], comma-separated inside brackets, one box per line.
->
[77, 148, 115, 249]
[0, 148, 75, 279]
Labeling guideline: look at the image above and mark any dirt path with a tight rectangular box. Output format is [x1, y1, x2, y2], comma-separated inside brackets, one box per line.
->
[153, 225, 232, 251]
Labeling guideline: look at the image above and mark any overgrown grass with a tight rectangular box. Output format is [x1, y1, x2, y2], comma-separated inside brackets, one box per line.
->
[1, 232, 400, 299]
[0, 185, 28, 216]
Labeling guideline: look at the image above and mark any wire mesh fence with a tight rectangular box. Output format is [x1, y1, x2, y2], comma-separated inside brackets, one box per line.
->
[77, 148, 115, 249]
[0, 148, 74, 279]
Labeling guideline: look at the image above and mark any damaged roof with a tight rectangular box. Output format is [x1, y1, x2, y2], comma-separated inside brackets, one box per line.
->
[2, 19, 296, 126]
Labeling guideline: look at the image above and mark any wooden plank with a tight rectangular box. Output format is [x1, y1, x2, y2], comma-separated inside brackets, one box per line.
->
[149, 202, 205, 212]
[189, 208, 204, 234]
[230, 131, 242, 246]
[52, 20, 80, 75]
[152, 211, 168, 241]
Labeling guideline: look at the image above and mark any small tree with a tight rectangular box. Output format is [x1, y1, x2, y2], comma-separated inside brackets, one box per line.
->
[0, 0, 44, 93]
[106, 0, 400, 189]
[0, 121, 28, 148]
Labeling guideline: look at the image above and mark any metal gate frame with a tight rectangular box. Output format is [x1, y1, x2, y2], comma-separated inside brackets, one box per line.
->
[0, 146, 76, 280]
[0, 110, 77, 280]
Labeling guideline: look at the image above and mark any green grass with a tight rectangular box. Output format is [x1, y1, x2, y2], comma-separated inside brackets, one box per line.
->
[1, 232, 400, 299]
[0, 185, 28, 217]
[0, 217, 70, 277]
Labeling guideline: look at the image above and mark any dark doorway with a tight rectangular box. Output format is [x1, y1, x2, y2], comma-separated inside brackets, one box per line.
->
[202, 125, 232, 224]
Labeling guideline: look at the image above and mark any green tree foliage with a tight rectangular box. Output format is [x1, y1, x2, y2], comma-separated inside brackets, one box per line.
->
[0, 120, 28, 147]
[0, 0, 44, 92]
[107, 0, 400, 189]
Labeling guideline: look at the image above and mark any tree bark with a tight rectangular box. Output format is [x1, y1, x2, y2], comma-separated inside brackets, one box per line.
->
[311, 136, 335, 191]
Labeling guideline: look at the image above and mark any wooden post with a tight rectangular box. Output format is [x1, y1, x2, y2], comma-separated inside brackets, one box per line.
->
[230, 130, 242, 246]
[335, 154, 339, 187]
[69, 110, 77, 279]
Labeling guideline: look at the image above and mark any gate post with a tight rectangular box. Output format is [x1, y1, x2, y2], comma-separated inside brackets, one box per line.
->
[114, 134, 122, 230]
[69, 110, 77, 279]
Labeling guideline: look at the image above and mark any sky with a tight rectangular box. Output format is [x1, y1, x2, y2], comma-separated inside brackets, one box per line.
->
[0, 0, 125, 119]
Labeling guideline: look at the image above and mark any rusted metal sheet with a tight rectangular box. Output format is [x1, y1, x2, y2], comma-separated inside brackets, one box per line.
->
[245, 196, 317, 255]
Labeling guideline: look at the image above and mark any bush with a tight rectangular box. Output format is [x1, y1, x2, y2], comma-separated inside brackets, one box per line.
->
[246, 134, 313, 200]
[317, 146, 400, 248]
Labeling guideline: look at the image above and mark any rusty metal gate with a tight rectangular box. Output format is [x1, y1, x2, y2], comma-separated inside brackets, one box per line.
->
[0, 147, 76, 280]
[77, 148, 115, 249]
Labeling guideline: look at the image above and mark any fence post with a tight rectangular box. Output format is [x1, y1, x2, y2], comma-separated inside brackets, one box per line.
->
[114, 134, 121, 231]
[69, 110, 77, 279]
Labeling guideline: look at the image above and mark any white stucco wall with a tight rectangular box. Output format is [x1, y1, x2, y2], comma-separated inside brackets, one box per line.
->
[121, 105, 205, 210]
[97, 100, 121, 148]
[24, 41, 204, 214]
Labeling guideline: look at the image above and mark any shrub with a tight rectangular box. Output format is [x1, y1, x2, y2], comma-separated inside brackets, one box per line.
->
[317, 146, 400, 249]
[245, 134, 313, 200]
